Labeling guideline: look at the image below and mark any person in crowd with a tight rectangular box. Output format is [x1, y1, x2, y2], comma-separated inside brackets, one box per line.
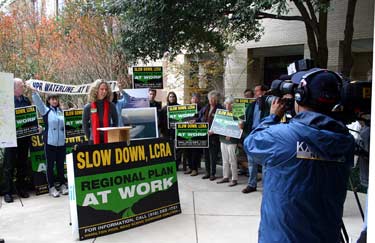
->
[2, 78, 31, 203]
[238, 88, 256, 177]
[240, 85, 268, 193]
[216, 96, 239, 186]
[159, 91, 182, 169]
[197, 90, 223, 181]
[30, 87, 68, 197]
[244, 88, 254, 98]
[184, 93, 203, 176]
[244, 69, 354, 242]
[149, 89, 162, 112]
[82, 79, 118, 144]
[116, 90, 127, 127]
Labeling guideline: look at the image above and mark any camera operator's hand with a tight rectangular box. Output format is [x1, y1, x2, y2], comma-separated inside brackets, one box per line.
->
[270, 97, 287, 118]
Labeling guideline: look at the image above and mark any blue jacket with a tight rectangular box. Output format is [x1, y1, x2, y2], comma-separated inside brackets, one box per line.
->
[32, 92, 65, 146]
[244, 111, 354, 243]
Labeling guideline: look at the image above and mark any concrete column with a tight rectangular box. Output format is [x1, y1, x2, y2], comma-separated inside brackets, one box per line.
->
[327, 40, 341, 72]
[224, 47, 248, 97]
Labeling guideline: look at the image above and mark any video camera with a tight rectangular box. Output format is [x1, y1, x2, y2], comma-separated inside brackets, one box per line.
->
[261, 59, 371, 124]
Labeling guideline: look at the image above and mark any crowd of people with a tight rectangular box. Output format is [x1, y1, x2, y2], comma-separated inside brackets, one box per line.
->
[0, 77, 268, 203]
[1, 67, 370, 242]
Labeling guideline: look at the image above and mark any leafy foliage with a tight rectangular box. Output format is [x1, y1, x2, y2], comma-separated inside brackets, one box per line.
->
[108, 0, 358, 72]
[0, 0, 130, 88]
[108, 0, 264, 62]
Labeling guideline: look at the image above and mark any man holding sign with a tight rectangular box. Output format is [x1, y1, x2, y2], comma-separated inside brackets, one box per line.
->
[2, 78, 31, 203]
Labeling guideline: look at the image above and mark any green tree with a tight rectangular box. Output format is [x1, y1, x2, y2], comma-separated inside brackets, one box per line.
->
[109, 0, 358, 76]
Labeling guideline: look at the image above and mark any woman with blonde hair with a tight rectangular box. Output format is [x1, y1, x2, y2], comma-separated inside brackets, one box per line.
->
[82, 79, 118, 144]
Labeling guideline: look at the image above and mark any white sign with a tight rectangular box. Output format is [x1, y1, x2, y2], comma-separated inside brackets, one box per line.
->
[26, 79, 119, 95]
[0, 72, 17, 147]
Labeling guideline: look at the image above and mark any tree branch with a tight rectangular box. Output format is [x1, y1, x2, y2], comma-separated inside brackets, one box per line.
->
[342, 0, 357, 76]
[256, 11, 304, 21]
[293, 0, 320, 41]
[306, 1, 318, 25]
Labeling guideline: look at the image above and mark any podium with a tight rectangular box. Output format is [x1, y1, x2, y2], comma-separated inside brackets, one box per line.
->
[97, 126, 132, 144]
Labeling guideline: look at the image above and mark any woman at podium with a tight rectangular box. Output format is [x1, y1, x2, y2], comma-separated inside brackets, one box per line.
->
[82, 79, 118, 144]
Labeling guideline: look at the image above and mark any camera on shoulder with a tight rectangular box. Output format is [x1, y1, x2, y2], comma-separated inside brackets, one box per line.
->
[260, 59, 371, 124]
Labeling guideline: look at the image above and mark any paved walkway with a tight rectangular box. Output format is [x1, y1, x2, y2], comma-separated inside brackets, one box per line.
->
[0, 169, 366, 243]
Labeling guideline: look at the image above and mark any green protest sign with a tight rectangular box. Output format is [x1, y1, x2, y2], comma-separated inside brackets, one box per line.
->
[233, 98, 256, 120]
[37, 117, 45, 129]
[69, 138, 181, 240]
[64, 109, 84, 138]
[175, 123, 209, 148]
[30, 135, 87, 195]
[210, 109, 242, 139]
[167, 104, 197, 129]
[133, 66, 163, 89]
[15, 105, 39, 138]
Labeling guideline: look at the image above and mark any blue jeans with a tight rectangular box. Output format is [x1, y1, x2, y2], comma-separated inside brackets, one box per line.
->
[247, 154, 258, 188]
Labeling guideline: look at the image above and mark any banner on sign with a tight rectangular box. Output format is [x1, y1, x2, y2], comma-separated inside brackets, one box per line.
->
[233, 98, 256, 120]
[64, 109, 84, 138]
[15, 105, 39, 138]
[133, 66, 163, 89]
[30, 134, 87, 195]
[26, 80, 119, 95]
[68, 138, 181, 240]
[210, 109, 242, 139]
[175, 122, 209, 148]
[167, 104, 197, 129]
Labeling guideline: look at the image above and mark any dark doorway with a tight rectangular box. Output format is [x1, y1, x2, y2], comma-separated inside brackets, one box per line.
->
[263, 55, 303, 87]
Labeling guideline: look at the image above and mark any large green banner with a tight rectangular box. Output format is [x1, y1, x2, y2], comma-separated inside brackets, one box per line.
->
[15, 105, 39, 138]
[167, 104, 197, 129]
[30, 134, 87, 195]
[133, 66, 163, 89]
[175, 123, 209, 148]
[233, 98, 256, 120]
[64, 109, 84, 138]
[210, 109, 242, 139]
[69, 138, 181, 240]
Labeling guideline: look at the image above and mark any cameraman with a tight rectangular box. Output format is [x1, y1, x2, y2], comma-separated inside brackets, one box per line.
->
[244, 69, 354, 242]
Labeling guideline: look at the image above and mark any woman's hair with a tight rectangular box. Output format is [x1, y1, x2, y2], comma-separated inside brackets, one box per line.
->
[87, 79, 112, 103]
[45, 94, 60, 108]
[166, 91, 178, 105]
[207, 90, 220, 101]
[224, 96, 234, 105]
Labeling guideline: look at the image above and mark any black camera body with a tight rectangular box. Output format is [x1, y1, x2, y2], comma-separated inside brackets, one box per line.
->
[261, 59, 371, 124]
[261, 77, 297, 115]
[334, 79, 371, 124]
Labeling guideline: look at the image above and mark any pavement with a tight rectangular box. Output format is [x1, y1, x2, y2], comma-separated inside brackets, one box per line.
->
[0, 168, 366, 243]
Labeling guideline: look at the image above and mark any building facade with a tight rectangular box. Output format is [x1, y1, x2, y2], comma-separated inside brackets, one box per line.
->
[223, 0, 374, 97]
